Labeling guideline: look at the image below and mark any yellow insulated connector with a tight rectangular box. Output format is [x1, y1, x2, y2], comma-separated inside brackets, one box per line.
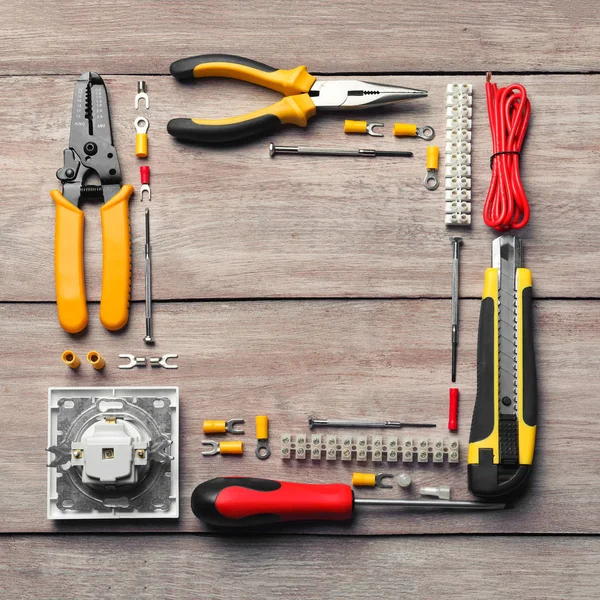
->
[352, 472, 377, 487]
[135, 117, 149, 158]
[256, 415, 269, 440]
[87, 351, 105, 370]
[393, 123, 418, 137]
[204, 420, 227, 434]
[426, 145, 440, 170]
[344, 120, 368, 134]
[219, 441, 244, 455]
[61, 350, 80, 369]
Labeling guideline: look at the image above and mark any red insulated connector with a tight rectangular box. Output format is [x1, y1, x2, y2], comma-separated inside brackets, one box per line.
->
[140, 165, 150, 185]
[448, 388, 459, 431]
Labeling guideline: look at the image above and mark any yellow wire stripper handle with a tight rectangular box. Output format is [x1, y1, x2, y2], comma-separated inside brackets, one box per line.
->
[51, 185, 133, 333]
[468, 265, 537, 498]
[167, 54, 317, 143]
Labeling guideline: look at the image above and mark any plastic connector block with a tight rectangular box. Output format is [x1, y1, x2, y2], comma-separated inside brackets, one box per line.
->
[447, 82, 473, 95]
[446, 129, 472, 143]
[446, 105, 472, 119]
[446, 176, 471, 190]
[445, 164, 472, 178]
[445, 213, 472, 226]
[446, 117, 472, 131]
[446, 152, 471, 166]
[446, 201, 472, 214]
[278, 434, 460, 464]
[445, 188, 472, 201]
[446, 141, 472, 155]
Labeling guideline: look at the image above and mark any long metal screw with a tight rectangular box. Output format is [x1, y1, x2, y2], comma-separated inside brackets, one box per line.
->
[451, 237, 463, 382]
[144, 209, 153, 344]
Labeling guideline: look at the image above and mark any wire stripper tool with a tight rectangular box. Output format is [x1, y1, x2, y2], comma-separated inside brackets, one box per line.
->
[167, 54, 428, 143]
[468, 235, 537, 499]
[51, 72, 133, 333]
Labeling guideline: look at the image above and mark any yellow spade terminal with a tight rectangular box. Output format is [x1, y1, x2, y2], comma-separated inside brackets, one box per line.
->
[424, 146, 440, 191]
[201, 440, 244, 456]
[135, 116, 149, 158]
[61, 350, 80, 369]
[393, 123, 435, 140]
[255, 415, 271, 460]
[344, 120, 384, 137]
[352, 472, 394, 488]
[203, 419, 245, 434]
[86, 351, 105, 370]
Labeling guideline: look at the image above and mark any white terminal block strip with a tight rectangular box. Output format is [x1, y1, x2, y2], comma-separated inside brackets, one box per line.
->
[281, 434, 459, 464]
[445, 83, 473, 227]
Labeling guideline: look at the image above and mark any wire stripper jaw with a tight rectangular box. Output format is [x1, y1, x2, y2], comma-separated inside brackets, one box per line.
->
[55, 72, 123, 206]
[310, 79, 428, 110]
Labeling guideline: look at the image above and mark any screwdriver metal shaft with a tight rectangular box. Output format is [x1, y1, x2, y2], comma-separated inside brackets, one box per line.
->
[308, 416, 436, 429]
[269, 143, 412, 158]
[451, 237, 463, 382]
[355, 498, 505, 510]
[144, 209, 153, 344]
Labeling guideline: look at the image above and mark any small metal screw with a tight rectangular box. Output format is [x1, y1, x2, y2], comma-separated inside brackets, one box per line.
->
[136, 450, 145, 458]
[72, 450, 82, 459]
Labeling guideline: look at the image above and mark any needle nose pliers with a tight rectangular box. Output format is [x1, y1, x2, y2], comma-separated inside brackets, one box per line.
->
[167, 54, 428, 143]
[51, 72, 133, 334]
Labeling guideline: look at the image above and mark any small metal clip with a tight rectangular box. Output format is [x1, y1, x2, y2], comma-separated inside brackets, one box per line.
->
[149, 354, 178, 369]
[118, 354, 147, 369]
[135, 81, 149, 110]
[365, 122, 384, 137]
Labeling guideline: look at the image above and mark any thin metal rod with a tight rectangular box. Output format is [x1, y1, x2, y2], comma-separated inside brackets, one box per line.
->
[144, 209, 153, 344]
[269, 143, 412, 158]
[308, 416, 435, 429]
[355, 498, 505, 510]
[451, 237, 463, 382]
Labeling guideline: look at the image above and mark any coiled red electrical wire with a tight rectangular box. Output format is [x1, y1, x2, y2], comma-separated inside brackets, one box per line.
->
[483, 74, 531, 231]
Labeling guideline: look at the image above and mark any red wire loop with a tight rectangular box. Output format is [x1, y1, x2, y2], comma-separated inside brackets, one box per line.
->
[483, 80, 531, 231]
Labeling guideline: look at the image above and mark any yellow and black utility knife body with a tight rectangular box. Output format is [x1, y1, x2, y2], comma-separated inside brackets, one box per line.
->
[167, 54, 428, 143]
[51, 72, 133, 333]
[468, 235, 537, 499]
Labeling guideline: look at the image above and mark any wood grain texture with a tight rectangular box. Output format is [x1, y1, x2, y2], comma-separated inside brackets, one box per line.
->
[1, 299, 598, 534]
[1, 534, 599, 600]
[1, 0, 599, 75]
[1, 74, 599, 301]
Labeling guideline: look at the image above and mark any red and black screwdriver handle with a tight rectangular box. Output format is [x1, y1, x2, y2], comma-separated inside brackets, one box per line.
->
[191, 477, 354, 528]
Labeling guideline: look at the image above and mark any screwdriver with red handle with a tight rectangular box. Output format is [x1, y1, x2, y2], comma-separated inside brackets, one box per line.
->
[191, 477, 506, 528]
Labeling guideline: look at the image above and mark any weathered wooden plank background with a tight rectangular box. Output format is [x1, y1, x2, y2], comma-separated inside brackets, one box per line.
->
[1, 0, 599, 596]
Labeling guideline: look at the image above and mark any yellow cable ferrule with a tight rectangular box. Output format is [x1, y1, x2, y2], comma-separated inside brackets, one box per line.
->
[136, 133, 148, 158]
[61, 350, 80, 369]
[86, 351, 105, 370]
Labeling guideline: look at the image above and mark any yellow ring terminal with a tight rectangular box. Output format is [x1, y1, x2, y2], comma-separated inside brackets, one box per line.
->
[135, 117, 149, 158]
[219, 440, 244, 455]
[426, 145, 440, 170]
[394, 123, 417, 137]
[352, 472, 377, 487]
[204, 420, 227, 434]
[61, 350, 80, 369]
[256, 415, 269, 440]
[86, 351, 105, 370]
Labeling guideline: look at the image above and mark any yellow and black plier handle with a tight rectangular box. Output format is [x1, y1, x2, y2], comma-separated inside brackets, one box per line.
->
[168, 54, 317, 143]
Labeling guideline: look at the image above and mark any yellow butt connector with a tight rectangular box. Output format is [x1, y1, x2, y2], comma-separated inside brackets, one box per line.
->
[352, 472, 394, 488]
[344, 120, 383, 137]
[61, 350, 80, 369]
[87, 351, 105, 370]
[393, 123, 435, 140]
